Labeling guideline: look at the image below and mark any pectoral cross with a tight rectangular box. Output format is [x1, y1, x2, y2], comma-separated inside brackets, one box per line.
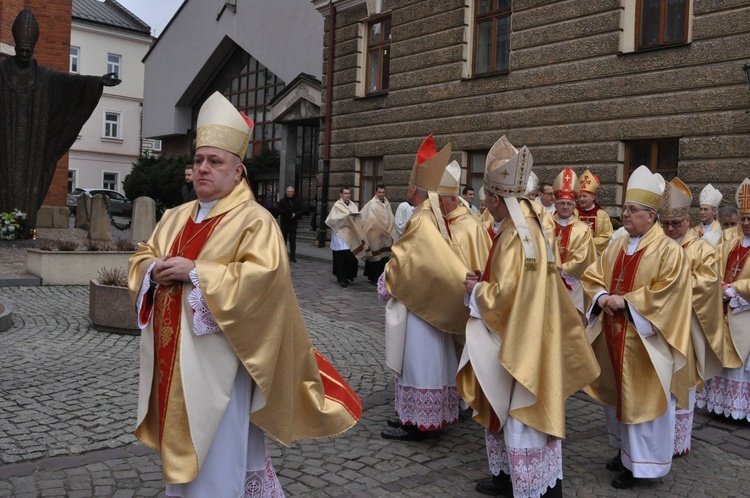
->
[613, 271, 626, 293]
[730, 261, 743, 281]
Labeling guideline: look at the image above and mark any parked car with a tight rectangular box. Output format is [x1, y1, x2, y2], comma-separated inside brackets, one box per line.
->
[67, 188, 133, 217]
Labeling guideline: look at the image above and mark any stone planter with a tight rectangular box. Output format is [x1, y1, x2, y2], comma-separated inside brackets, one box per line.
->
[0, 300, 13, 332]
[25, 249, 134, 286]
[89, 279, 139, 335]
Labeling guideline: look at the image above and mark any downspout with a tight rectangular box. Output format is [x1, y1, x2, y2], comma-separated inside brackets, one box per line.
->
[317, 0, 336, 247]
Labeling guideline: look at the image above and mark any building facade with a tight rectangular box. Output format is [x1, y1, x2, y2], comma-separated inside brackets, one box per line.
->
[141, 0, 323, 214]
[68, 0, 152, 195]
[313, 0, 750, 218]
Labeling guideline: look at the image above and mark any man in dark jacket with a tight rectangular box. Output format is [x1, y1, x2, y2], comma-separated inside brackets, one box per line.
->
[277, 186, 302, 262]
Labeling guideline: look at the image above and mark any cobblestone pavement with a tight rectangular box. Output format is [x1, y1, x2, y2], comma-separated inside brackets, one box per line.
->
[1, 255, 750, 497]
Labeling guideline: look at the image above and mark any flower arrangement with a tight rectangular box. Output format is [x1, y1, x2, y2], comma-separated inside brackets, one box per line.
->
[0, 209, 26, 240]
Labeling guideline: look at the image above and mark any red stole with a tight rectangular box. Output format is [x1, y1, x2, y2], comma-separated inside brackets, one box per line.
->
[151, 214, 224, 445]
[578, 204, 602, 232]
[724, 241, 750, 284]
[555, 222, 573, 264]
[604, 248, 646, 419]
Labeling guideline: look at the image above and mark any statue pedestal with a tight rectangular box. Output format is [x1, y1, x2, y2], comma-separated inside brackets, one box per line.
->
[36, 205, 69, 228]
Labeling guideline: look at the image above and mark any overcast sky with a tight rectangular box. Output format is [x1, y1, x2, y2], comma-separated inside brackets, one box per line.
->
[117, 0, 184, 38]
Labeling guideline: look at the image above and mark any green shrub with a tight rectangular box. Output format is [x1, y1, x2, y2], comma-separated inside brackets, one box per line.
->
[123, 154, 193, 217]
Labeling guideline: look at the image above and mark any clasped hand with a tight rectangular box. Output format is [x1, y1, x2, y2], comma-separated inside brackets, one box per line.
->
[597, 294, 626, 316]
[152, 256, 195, 285]
[464, 270, 482, 295]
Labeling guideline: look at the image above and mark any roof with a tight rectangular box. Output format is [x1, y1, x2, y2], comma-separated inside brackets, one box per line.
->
[72, 0, 151, 36]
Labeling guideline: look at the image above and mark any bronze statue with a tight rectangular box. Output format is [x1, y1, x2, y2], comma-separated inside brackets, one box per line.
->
[0, 9, 120, 233]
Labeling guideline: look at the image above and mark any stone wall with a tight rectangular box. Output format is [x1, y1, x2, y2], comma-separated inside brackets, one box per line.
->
[319, 0, 750, 214]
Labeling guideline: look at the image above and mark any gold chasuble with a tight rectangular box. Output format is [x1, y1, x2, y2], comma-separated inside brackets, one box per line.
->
[446, 203, 492, 273]
[577, 203, 614, 254]
[456, 199, 600, 438]
[325, 199, 370, 260]
[385, 198, 470, 335]
[719, 235, 750, 366]
[581, 223, 691, 424]
[360, 195, 395, 262]
[129, 182, 361, 484]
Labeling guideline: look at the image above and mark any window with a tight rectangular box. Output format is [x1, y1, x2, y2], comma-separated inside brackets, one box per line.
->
[624, 139, 679, 187]
[473, 0, 511, 76]
[466, 151, 488, 196]
[70, 47, 79, 73]
[103, 111, 121, 139]
[103, 172, 118, 191]
[366, 16, 391, 94]
[636, 0, 689, 50]
[359, 157, 384, 203]
[67, 170, 77, 193]
[107, 53, 121, 78]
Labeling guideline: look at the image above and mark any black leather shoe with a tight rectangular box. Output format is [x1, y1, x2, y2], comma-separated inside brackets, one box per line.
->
[381, 426, 426, 441]
[475, 472, 511, 496]
[611, 468, 635, 489]
[386, 418, 402, 428]
[605, 450, 623, 471]
[338, 280, 347, 288]
[290, 257, 297, 262]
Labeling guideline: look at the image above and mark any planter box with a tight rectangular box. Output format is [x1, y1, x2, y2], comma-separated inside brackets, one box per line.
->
[25, 249, 134, 286]
[89, 279, 139, 335]
[0, 301, 12, 332]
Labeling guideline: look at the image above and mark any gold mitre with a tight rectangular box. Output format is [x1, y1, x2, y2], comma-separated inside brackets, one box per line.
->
[553, 167, 580, 201]
[437, 160, 461, 196]
[525, 171, 539, 196]
[579, 169, 600, 195]
[409, 135, 452, 191]
[659, 177, 692, 217]
[699, 183, 722, 208]
[736, 178, 750, 215]
[196, 91, 254, 159]
[483, 136, 532, 198]
[625, 166, 661, 209]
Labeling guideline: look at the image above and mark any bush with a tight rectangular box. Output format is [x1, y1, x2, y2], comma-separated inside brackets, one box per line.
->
[97, 267, 128, 287]
[123, 154, 193, 216]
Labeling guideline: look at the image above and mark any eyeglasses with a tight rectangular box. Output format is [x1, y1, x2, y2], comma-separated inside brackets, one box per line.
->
[621, 205, 652, 214]
[660, 218, 687, 229]
[540, 191, 555, 196]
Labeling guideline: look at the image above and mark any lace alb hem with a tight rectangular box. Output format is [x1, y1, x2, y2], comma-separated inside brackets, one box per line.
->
[188, 268, 221, 335]
[377, 272, 391, 301]
[486, 428, 563, 498]
[394, 379, 459, 431]
[560, 270, 579, 292]
[673, 409, 693, 455]
[165, 455, 284, 498]
[244, 454, 285, 498]
[136, 262, 157, 329]
[697, 376, 750, 421]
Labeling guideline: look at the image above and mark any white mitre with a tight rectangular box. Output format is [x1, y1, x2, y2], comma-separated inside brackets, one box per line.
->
[196, 91, 254, 159]
[624, 166, 662, 210]
[699, 184, 722, 208]
[525, 171, 539, 196]
[437, 160, 461, 197]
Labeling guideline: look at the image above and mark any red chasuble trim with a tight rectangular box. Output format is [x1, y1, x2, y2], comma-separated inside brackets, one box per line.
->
[482, 234, 502, 283]
[555, 223, 573, 263]
[314, 349, 363, 420]
[724, 241, 750, 284]
[604, 248, 646, 420]
[578, 203, 602, 232]
[153, 214, 225, 444]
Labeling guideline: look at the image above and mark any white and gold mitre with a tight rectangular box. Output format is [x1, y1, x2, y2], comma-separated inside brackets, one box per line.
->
[699, 183, 722, 208]
[525, 171, 539, 196]
[625, 166, 662, 210]
[196, 91, 254, 159]
[736, 178, 750, 215]
[437, 160, 461, 196]
[659, 177, 692, 217]
[483, 136, 532, 198]
[410, 135, 452, 192]
[579, 169, 600, 195]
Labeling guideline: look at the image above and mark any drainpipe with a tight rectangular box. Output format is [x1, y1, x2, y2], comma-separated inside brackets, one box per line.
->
[317, 0, 336, 247]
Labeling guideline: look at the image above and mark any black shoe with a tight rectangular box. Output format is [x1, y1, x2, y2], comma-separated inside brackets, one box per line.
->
[475, 472, 511, 496]
[605, 450, 623, 471]
[381, 426, 426, 441]
[386, 418, 402, 428]
[611, 468, 635, 489]
[290, 257, 297, 262]
[459, 407, 473, 422]
[338, 280, 347, 288]
[542, 479, 562, 498]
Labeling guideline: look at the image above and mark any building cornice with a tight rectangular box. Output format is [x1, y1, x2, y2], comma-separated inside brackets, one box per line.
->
[72, 20, 153, 45]
[312, 0, 366, 16]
